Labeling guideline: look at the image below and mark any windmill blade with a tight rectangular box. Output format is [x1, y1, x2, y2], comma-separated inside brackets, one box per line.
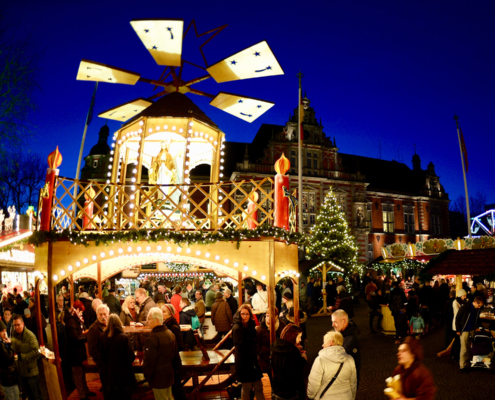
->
[77, 60, 141, 85]
[207, 41, 284, 83]
[130, 19, 184, 66]
[210, 92, 274, 122]
[98, 98, 152, 122]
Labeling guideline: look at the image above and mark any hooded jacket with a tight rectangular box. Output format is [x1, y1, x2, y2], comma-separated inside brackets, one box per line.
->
[180, 305, 197, 347]
[270, 338, 306, 400]
[211, 298, 233, 332]
[307, 345, 357, 400]
[11, 326, 40, 378]
[232, 314, 262, 383]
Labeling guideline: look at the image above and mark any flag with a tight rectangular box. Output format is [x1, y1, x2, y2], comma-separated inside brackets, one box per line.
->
[460, 127, 468, 172]
[299, 92, 305, 141]
[85, 82, 98, 126]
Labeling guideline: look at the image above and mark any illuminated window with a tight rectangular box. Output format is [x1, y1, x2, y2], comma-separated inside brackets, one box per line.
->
[93, 159, 98, 168]
[302, 192, 316, 226]
[382, 203, 394, 233]
[404, 205, 415, 234]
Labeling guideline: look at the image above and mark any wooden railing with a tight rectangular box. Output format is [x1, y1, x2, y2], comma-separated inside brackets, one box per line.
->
[48, 177, 274, 232]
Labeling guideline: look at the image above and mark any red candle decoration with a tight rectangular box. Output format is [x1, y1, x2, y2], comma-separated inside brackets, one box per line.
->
[247, 189, 259, 230]
[274, 154, 290, 230]
[40, 147, 63, 231]
[83, 186, 96, 230]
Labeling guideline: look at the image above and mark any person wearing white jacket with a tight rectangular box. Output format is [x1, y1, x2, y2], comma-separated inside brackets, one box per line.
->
[307, 331, 357, 400]
[251, 284, 268, 313]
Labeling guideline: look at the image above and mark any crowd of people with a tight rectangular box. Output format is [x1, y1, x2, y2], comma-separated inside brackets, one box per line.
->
[4, 272, 494, 400]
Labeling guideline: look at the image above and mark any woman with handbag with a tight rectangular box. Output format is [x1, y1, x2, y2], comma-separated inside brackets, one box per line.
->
[270, 324, 307, 400]
[307, 331, 357, 400]
[233, 304, 265, 400]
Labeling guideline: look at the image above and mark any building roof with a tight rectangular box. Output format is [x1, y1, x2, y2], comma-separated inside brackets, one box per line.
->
[89, 124, 111, 156]
[425, 249, 495, 275]
[125, 92, 218, 129]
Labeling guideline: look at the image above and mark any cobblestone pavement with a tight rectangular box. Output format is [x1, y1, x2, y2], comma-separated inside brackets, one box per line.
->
[304, 300, 495, 400]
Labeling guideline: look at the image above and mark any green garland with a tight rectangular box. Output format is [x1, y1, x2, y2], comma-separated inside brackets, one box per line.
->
[0, 238, 31, 253]
[165, 262, 193, 272]
[25, 225, 305, 249]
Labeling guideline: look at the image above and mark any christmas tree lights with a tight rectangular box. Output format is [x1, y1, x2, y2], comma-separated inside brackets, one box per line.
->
[306, 190, 359, 274]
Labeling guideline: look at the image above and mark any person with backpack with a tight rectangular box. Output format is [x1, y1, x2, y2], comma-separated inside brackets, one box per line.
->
[179, 298, 198, 350]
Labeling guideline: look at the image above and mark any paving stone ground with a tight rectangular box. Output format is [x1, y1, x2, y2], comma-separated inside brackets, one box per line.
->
[304, 300, 495, 400]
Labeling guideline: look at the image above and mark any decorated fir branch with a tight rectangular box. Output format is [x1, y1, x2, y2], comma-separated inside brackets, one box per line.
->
[165, 262, 193, 272]
[21, 224, 305, 250]
[305, 189, 359, 275]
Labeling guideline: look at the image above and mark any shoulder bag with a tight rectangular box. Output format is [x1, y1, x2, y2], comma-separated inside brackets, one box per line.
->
[319, 361, 344, 398]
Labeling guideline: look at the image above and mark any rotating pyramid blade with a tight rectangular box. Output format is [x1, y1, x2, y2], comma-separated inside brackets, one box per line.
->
[98, 98, 152, 122]
[210, 92, 274, 122]
[130, 19, 184, 66]
[207, 41, 284, 83]
[77, 60, 141, 85]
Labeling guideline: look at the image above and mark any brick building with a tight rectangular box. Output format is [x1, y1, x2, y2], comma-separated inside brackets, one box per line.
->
[224, 96, 450, 262]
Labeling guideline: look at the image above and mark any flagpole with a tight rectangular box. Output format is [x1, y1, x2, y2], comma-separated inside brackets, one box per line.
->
[297, 72, 303, 233]
[454, 114, 471, 237]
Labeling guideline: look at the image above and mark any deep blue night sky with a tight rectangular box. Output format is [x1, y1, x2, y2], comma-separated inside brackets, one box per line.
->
[6, 0, 495, 206]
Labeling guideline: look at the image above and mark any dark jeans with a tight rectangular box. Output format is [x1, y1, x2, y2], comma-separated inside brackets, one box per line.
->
[97, 367, 111, 400]
[21, 375, 43, 400]
[369, 309, 383, 330]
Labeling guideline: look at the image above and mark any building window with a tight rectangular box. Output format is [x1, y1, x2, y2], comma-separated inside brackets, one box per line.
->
[339, 195, 346, 214]
[368, 243, 374, 261]
[290, 151, 296, 168]
[431, 205, 441, 235]
[382, 203, 394, 233]
[303, 192, 316, 226]
[404, 205, 414, 234]
[314, 170, 318, 177]
[93, 159, 98, 168]
[367, 203, 372, 230]
[313, 159, 318, 169]
[306, 154, 311, 168]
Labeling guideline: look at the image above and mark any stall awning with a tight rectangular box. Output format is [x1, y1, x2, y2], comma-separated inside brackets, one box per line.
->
[379, 256, 435, 264]
[0, 229, 32, 249]
[426, 249, 495, 275]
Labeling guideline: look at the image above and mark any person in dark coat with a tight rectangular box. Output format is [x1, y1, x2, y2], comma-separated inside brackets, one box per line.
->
[224, 288, 238, 317]
[100, 314, 136, 400]
[256, 308, 286, 378]
[64, 301, 94, 400]
[328, 286, 354, 319]
[211, 292, 233, 339]
[153, 283, 170, 304]
[270, 324, 306, 400]
[0, 319, 20, 400]
[442, 289, 457, 349]
[162, 304, 184, 351]
[79, 294, 95, 329]
[13, 295, 28, 316]
[332, 309, 361, 386]
[103, 288, 122, 315]
[87, 304, 110, 400]
[143, 307, 181, 400]
[161, 304, 186, 400]
[179, 298, 198, 350]
[232, 304, 265, 400]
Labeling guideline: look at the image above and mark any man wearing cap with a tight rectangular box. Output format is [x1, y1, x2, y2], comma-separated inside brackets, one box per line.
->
[0, 319, 20, 400]
[455, 295, 484, 373]
[223, 288, 238, 317]
[11, 314, 43, 400]
[104, 288, 122, 315]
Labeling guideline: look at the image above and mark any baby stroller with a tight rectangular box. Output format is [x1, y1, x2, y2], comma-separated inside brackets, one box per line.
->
[470, 327, 493, 369]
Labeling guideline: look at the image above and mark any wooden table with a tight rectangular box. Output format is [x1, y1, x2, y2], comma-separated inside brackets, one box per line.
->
[123, 325, 191, 334]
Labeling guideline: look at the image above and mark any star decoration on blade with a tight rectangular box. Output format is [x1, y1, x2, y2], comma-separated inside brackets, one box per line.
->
[77, 19, 283, 122]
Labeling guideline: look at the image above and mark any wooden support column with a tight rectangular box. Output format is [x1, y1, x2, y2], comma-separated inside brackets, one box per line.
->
[69, 276, 74, 306]
[314, 263, 330, 317]
[238, 271, 243, 306]
[293, 277, 300, 326]
[34, 278, 44, 347]
[456, 274, 463, 291]
[47, 241, 67, 399]
[97, 262, 102, 300]
[268, 240, 276, 345]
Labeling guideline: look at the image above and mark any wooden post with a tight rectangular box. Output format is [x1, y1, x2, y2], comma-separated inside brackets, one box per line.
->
[293, 277, 300, 326]
[238, 270, 243, 305]
[47, 241, 67, 399]
[34, 278, 45, 347]
[268, 240, 276, 345]
[69, 276, 75, 306]
[97, 262, 102, 300]
[456, 274, 463, 291]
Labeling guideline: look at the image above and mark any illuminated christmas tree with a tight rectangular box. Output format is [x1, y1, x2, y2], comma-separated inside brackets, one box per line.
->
[306, 190, 359, 273]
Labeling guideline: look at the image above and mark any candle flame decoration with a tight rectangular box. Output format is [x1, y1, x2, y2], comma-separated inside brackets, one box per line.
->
[248, 189, 259, 203]
[274, 153, 290, 175]
[84, 186, 96, 201]
[47, 146, 63, 169]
